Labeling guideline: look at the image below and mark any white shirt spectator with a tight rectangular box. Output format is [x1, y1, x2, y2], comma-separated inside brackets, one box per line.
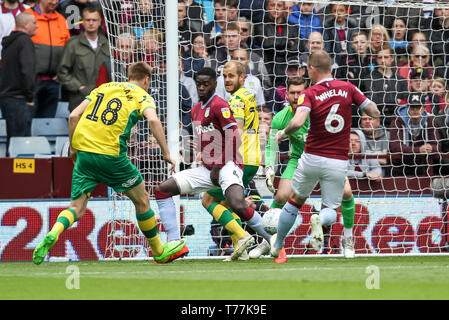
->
[181, 73, 199, 106]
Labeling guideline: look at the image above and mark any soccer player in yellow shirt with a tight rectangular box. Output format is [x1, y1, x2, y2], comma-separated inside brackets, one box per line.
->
[201, 61, 272, 260]
[33, 62, 187, 265]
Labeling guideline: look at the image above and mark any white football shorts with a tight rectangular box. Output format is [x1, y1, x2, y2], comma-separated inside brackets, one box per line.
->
[172, 160, 243, 195]
[291, 152, 348, 209]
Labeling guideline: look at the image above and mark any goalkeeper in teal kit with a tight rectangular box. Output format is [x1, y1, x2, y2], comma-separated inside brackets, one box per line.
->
[250, 76, 356, 259]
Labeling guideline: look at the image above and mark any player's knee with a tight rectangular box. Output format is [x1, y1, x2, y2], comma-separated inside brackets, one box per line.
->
[275, 192, 289, 206]
[201, 197, 208, 209]
[70, 207, 85, 221]
[134, 198, 149, 214]
[289, 191, 305, 208]
[201, 195, 214, 210]
[229, 200, 247, 218]
[343, 179, 352, 200]
[224, 185, 246, 216]
[156, 178, 179, 197]
[343, 187, 353, 200]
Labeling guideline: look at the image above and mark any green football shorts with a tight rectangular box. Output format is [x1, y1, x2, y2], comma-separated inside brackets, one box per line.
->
[280, 156, 300, 180]
[207, 164, 259, 201]
[71, 151, 143, 200]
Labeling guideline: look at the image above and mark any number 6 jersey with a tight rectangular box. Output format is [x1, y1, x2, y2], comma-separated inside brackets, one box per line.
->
[72, 82, 156, 156]
[298, 78, 371, 160]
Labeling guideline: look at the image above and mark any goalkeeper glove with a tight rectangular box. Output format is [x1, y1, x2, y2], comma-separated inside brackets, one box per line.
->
[265, 166, 276, 194]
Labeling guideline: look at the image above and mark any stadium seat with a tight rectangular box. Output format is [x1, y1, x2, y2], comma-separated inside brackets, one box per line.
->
[0, 119, 6, 157]
[55, 136, 69, 156]
[31, 118, 68, 153]
[8, 136, 52, 158]
[31, 118, 68, 141]
[55, 101, 70, 119]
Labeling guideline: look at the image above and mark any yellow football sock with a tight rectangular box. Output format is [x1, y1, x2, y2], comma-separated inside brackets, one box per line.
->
[136, 209, 164, 256]
[51, 209, 77, 236]
[208, 203, 246, 239]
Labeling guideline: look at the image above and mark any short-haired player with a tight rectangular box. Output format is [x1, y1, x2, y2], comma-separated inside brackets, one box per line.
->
[154, 67, 268, 260]
[33, 62, 187, 265]
[270, 50, 380, 259]
[200, 61, 273, 260]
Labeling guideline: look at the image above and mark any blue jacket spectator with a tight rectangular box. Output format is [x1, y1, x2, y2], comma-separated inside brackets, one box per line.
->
[238, 0, 265, 23]
[288, 3, 322, 52]
[389, 92, 440, 176]
[323, 4, 358, 67]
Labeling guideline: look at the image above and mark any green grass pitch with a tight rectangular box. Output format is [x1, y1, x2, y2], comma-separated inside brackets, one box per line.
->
[1, 256, 448, 300]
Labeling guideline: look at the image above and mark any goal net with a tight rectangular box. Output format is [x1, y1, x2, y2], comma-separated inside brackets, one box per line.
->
[98, 0, 449, 259]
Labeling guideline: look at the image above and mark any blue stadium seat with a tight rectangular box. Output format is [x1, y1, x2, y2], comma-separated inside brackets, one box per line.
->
[0, 119, 6, 157]
[55, 136, 69, 156]
[31, 118, 68, 141]
[55, 101, 70, 119]
[8, 136, 52, 158]
[31, 118, 68, 153]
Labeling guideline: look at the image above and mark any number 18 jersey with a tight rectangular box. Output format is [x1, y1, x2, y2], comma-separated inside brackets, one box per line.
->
[298, 78, 370, 160]
[72, 82, 156, 156]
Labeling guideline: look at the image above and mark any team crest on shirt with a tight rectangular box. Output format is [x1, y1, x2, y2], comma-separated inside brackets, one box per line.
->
[205, 107, 210, 118]
[231, 102, 244, 109]
[221, 107, 231, 118]
[297, 94, 305, 105]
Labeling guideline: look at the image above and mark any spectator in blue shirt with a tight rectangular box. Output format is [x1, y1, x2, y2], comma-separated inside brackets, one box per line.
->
[287, 1, 322, 52]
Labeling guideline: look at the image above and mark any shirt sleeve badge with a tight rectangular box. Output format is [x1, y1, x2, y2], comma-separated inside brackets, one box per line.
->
[221, 107, 231, 119]
[297, 93, 305, 105]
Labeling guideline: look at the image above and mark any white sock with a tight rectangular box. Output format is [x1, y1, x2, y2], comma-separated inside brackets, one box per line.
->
[344, 227, 353, 239]
[246, 212, 272, 242]
[156, 198, 180, 241]
[319, 208, 337, 226]
[274, 202, 299, 249]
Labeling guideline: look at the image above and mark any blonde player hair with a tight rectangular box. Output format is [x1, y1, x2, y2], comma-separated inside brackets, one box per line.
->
[128, 62, 153, 81]
[224, 60, 246, 76]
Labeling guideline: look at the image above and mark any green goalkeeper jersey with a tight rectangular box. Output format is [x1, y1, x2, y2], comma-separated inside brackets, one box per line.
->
[265, 105, 309, 167]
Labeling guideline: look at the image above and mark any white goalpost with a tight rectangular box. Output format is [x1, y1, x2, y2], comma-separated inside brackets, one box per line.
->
[98, 0, 449, 260]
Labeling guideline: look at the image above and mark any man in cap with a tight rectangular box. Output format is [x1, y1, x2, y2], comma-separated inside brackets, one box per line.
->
[389, 92, 440, 176]
[405, 67, 442, 116]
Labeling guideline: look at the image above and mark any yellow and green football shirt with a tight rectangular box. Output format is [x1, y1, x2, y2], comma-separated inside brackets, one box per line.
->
[228, 87, 261, 166]
[72, 82, 156, 156]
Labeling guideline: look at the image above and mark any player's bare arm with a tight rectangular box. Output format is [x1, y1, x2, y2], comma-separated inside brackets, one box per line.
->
[235, 118, 244, 136]
[361, 101, 381, 120]
[275, 108, 310, 144]
[68, 98, 90, 163]
[143, 107, 175, 174]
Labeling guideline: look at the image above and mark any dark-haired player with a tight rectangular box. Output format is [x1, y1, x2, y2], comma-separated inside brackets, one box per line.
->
[200, 61, 273, 261]
[154, 67, 268, 260]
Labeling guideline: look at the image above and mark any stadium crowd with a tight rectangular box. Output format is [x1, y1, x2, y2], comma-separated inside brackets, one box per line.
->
[1, 0, 449, 178]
